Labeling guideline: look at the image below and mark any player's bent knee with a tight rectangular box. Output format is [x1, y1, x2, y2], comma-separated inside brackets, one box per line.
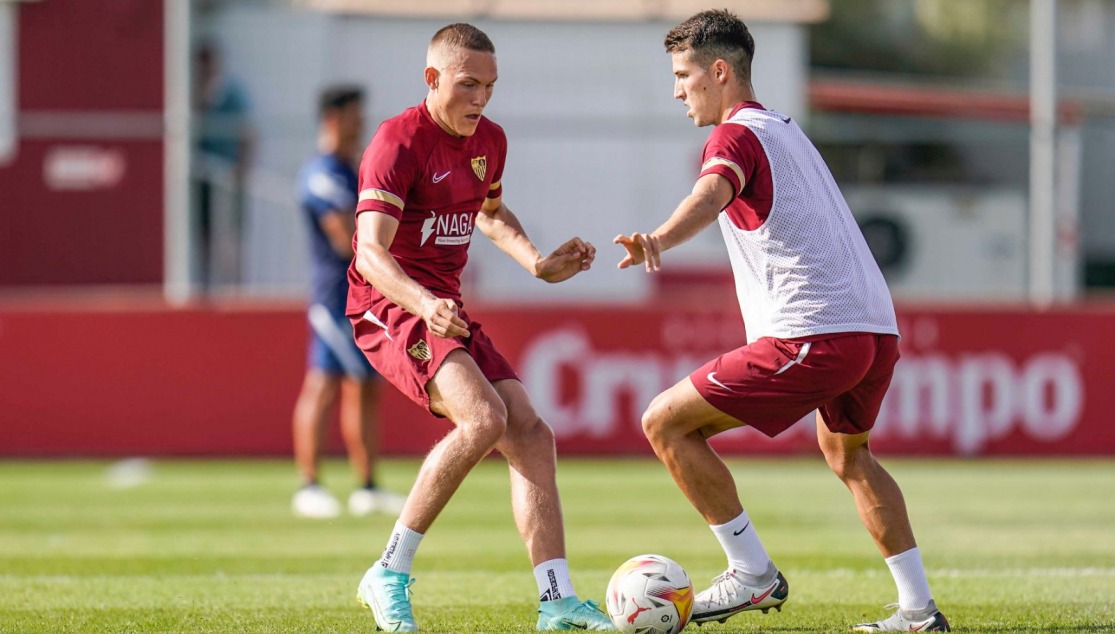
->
[527, 417, 555, 447]
[641, 395, 679, 445]
[458, 407, 508, 448]
[473, 419, 507, 449]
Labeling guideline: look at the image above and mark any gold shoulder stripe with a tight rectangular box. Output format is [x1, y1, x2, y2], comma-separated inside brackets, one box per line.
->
[488, 180, 501, 191]
[358, 188, 404, 210]
[701, 157, 745, 189]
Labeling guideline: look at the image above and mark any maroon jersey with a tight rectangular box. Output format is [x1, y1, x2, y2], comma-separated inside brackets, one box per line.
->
[346, 101, 506, 315]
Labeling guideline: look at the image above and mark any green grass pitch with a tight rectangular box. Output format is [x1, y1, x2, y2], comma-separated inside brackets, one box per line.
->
[1, 457, 1113, 632]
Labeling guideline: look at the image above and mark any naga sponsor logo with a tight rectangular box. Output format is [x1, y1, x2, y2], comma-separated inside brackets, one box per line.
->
[519, 327, 1085, 454]
[420, 210, 475, 246]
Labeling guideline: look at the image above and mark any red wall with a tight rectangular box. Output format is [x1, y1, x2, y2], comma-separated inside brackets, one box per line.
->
[19, 0, 163, 111]
[0, 0, 164, 286]
[2, 302, 1113, 457]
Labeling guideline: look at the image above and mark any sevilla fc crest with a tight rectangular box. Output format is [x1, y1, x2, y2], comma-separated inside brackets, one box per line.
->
[407, 340, 432, 361]
[471, 155, 487, 181]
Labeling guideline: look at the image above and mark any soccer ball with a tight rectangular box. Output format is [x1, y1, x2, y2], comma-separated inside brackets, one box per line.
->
[605, 554, 693, 634]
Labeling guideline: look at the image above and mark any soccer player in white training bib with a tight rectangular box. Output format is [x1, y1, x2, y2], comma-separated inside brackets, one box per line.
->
[614, 10, 950, 633]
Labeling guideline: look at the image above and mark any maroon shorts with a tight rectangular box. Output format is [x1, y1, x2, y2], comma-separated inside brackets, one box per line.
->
[689, 332, 900, 437]
[350, 299, 518, 412]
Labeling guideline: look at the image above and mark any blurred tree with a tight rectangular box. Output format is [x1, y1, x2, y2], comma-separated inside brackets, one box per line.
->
[810, 0, 1027, 78]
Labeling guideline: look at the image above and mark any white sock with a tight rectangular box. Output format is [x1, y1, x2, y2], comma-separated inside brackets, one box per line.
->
[885, 547, 933, 612]
[710, 510, 773, 580]
[379, 521, 423, 575]
[534, 558, 577, 602]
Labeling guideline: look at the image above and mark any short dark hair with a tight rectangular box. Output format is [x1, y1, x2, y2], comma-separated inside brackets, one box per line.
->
[318, 84, 363, 119]
[430, 23, 495, 54]
[664, 9, 755, 83]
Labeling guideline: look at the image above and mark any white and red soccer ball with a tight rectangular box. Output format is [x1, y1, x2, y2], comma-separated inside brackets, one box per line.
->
[605, 554, 694, 634]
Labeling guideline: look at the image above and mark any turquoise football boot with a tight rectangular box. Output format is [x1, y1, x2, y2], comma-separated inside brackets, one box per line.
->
[537, 595, 616, 631]
[357, 562, 418, 632]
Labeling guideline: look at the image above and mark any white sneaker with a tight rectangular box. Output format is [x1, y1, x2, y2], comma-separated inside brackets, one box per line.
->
[292, 484, 342, 519]
[348, 488, 407, 516]
[852, 600, 951, 632]
[691, 568, 788, 625]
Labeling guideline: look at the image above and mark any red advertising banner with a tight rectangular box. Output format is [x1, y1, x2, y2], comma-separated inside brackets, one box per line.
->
[0, 302, 1112, 457]
[479, 307, 1113, 457]
[0, 140, 164, 286]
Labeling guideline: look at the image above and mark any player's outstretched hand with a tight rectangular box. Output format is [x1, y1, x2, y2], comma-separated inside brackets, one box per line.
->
[420, 296, 469, 338]
[536, 237, 595, 283]
[613, 232, 662, 272]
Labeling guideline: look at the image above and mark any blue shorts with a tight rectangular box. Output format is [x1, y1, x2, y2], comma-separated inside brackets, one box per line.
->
[307, 303, 378, 379]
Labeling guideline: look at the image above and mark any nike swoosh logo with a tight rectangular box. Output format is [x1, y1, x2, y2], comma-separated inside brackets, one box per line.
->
[432, 171, 451, 183]
[780, 116, 792, 123]
[732, 521, 751, 536]
[749, 581, 777, 605]
[774, 342, 811, 376]
[707, 372, 734, 392]
[368, 594, 404, 631]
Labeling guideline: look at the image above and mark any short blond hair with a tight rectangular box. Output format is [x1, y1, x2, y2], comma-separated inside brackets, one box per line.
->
[427, 23, 495, 69]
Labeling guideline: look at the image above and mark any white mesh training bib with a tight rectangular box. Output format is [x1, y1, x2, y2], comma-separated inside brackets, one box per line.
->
[717, 107, 898, 343]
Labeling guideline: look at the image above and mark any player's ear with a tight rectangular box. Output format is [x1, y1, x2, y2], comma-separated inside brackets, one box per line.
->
[424, 66, 439, 91]
[713, 60, 728, 84]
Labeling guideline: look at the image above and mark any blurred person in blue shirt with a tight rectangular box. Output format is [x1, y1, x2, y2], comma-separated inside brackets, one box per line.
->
[291, 85, 404, 519]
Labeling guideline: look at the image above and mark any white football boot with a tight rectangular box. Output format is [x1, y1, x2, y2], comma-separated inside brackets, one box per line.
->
[292, 484, 342, 519]
[692, 567, 788, 625]
[852, 600, 951, 632]
[348, 488, 407, 516]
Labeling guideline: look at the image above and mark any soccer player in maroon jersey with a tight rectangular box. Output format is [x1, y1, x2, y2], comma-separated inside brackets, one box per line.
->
[614, 10, 949, 633]
[347, 23, 613, 632]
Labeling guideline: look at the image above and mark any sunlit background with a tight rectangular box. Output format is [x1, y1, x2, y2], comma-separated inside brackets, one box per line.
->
[2, 0, 1114, 460]
[2, 2, 1115, 632]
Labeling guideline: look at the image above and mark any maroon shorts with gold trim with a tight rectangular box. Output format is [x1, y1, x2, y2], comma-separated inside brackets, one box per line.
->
[350, 299, 518, 413]
[689, 332, 899, 437]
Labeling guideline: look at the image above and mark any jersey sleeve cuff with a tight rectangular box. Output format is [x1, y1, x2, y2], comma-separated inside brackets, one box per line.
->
[486, 180, 502, 199]
[356, 188, 404, 220]
[699, 158, 744, 198]
[355, 200, 403, 220]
